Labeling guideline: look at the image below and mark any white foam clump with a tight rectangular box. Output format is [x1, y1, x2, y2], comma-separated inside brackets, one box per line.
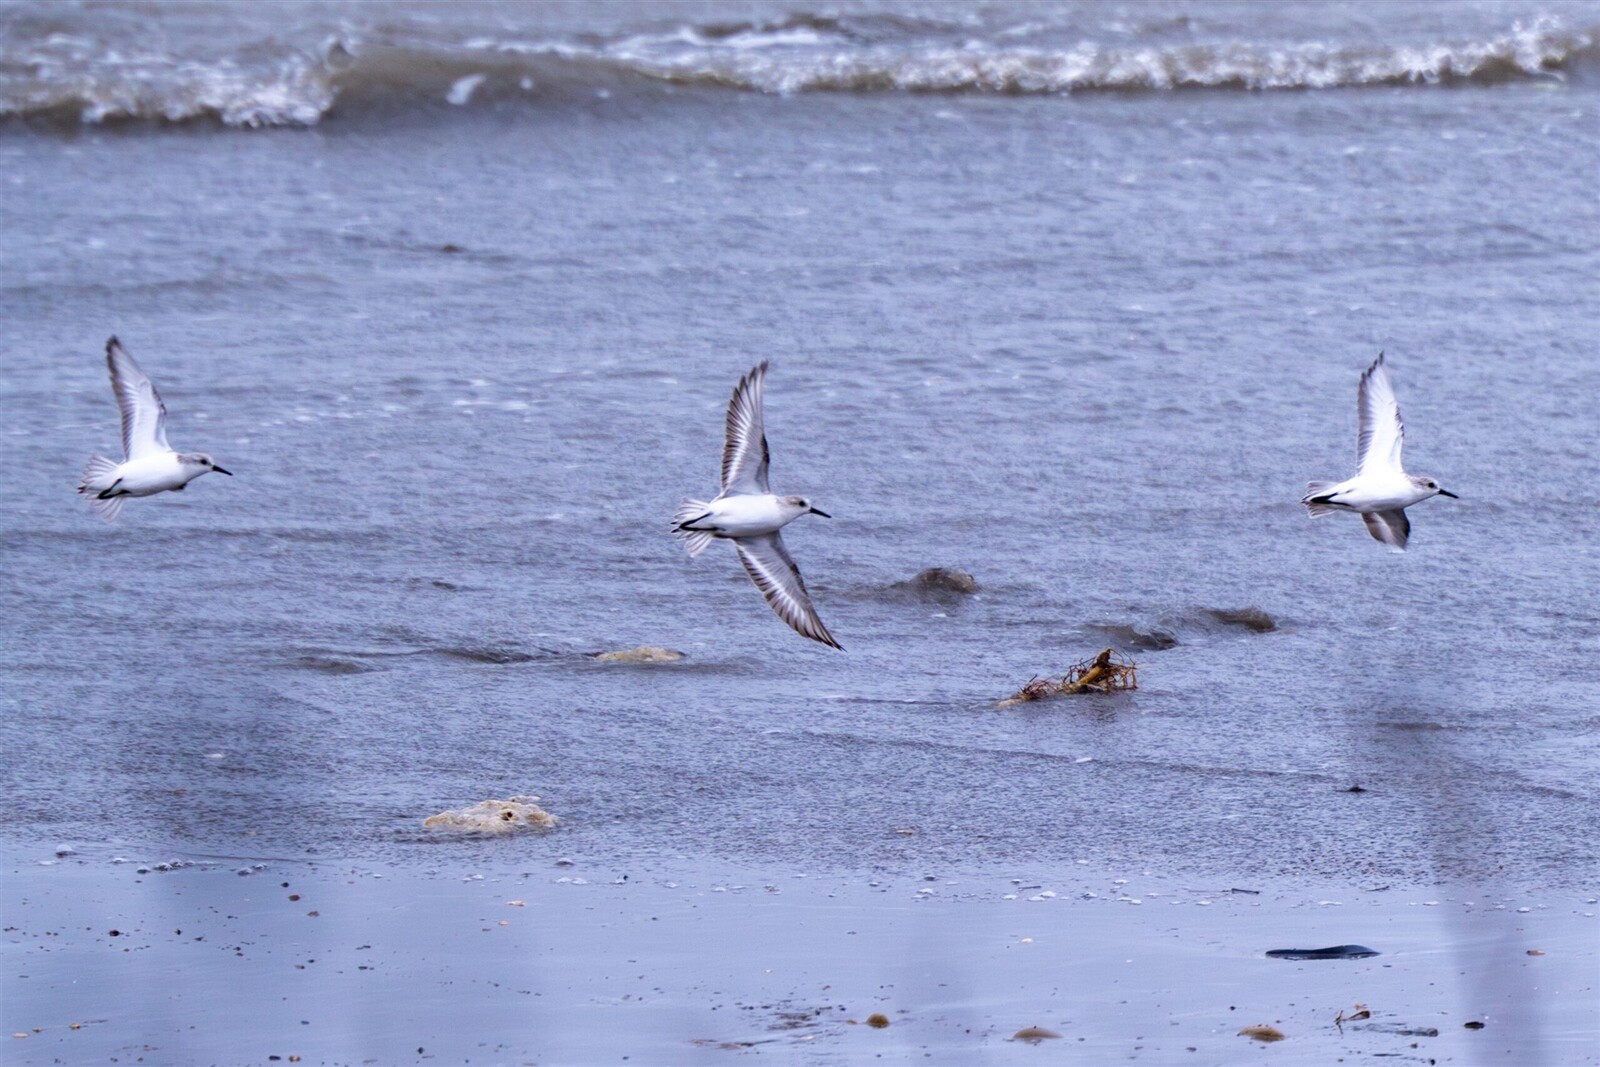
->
[446, 73, 487, 106]
[424, 796, 556, 833]
[591, 646, 685, 663]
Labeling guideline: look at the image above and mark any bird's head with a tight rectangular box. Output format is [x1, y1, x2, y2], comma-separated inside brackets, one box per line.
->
[783, 495, 830, 519]
[1411, 475, 1455, 499]
[182, 453, 233, 477]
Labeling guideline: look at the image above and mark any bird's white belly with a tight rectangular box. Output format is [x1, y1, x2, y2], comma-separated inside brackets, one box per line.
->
[114, 454, 190, 496]
[705, 494, 789, 537]
[1327, 475, 1428, 512]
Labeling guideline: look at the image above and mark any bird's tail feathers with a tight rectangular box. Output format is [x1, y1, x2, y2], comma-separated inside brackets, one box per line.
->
[79, 455, 126, 522]
[85, 493, 125, 521]
[1302, 480, 1339, 517]
[672, 498, 715, 558]
[79, 454, 119, 494]
[79, 455, 126, 520]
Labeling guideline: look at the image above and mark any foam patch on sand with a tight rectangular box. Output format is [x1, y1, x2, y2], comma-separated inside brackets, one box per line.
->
[423, 796, 556, 833]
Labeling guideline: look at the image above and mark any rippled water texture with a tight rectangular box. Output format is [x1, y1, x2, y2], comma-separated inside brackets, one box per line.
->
[1, 0, 1597, 888]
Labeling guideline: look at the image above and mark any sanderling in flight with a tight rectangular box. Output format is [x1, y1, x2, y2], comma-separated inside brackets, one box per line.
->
[77, 337, 232, 521]
[673, 361, 841, 649]
[1302, 352, 1455, 550]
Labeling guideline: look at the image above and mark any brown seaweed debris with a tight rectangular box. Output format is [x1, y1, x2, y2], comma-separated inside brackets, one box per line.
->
[1238, 1024, 1285, 1042]
[1011, 1026, 1062, 1043]
[1334, 1004, 1372, 1031]
[997, 648, 1137, 707]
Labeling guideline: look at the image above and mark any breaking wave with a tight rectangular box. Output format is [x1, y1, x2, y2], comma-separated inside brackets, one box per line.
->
[1, 14, 1594, 129]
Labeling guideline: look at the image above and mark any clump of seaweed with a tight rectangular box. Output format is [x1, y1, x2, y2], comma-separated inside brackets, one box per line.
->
[997, 648, 1137, 707]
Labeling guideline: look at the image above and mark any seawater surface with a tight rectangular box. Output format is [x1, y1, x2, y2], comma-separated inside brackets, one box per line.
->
[1, 0, 1597, 889]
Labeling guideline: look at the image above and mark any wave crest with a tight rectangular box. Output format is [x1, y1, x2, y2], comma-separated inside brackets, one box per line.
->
[0, 34, 339, 127]
[608, 16, 1595, 94]
[1, 16, 1594, 129]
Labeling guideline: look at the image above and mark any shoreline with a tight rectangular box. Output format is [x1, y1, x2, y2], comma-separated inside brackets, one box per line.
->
[6, 845, 1595, 1065]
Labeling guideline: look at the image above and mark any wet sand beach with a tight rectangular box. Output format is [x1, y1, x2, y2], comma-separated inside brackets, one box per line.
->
[7, 849, 1597, 1065]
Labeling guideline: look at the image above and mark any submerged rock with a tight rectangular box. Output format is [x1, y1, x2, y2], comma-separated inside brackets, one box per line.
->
[1205, 606, 1277, 632]
[589, 646, 685, 663]
[423, 796, 556, 833]
[903, 567, 978, 595]
[438, 644, 540, 664]
[1092, 621, 1178, 651]
[1091, 606, 1277, 651]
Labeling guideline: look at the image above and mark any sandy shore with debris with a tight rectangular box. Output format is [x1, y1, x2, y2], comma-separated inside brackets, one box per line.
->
[6, 847, 1595, 1065]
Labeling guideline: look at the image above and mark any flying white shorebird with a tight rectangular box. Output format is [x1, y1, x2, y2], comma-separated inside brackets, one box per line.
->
[673, 361, 841, 649]
[1302, 352, 1456, 550]
[77, 337, 232, 521]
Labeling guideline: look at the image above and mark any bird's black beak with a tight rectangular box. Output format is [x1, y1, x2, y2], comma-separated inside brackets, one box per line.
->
[1437, 488, 1457, 499]
[810, 507, 831, 518]
[212, 466, 234, 477]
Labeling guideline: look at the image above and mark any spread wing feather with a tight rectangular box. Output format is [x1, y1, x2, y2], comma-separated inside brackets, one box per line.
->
[106, 337, 170, 461]
[1362, 509, 1410, 550]
[720, 361, 770, 496]
[1356, 352, 1404, 477]
[731, 532, 841, 650]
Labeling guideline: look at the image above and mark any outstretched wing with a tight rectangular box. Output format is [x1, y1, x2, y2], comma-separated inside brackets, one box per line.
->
[720, 361, 770, 496]
[731, 532, 841, 650]
[1356, 352, 1404, 477]
[1362, 509, 1410, 550]
[106, 337, 170, 460]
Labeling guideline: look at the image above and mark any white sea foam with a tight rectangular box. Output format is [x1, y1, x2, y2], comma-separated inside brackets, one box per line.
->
[0, 13, 1592, 128]
[446, 73, 487, 106]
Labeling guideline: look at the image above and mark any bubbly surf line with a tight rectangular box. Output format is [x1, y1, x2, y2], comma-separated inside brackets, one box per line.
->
[77, 337, 232, 521]
[1301, 352, 1455, 551]
[2, 17, 1594, 127]
[673, 361, 841, 650]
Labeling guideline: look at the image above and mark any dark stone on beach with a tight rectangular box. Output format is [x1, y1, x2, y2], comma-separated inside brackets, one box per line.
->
[1266, 944, 1379, 960]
